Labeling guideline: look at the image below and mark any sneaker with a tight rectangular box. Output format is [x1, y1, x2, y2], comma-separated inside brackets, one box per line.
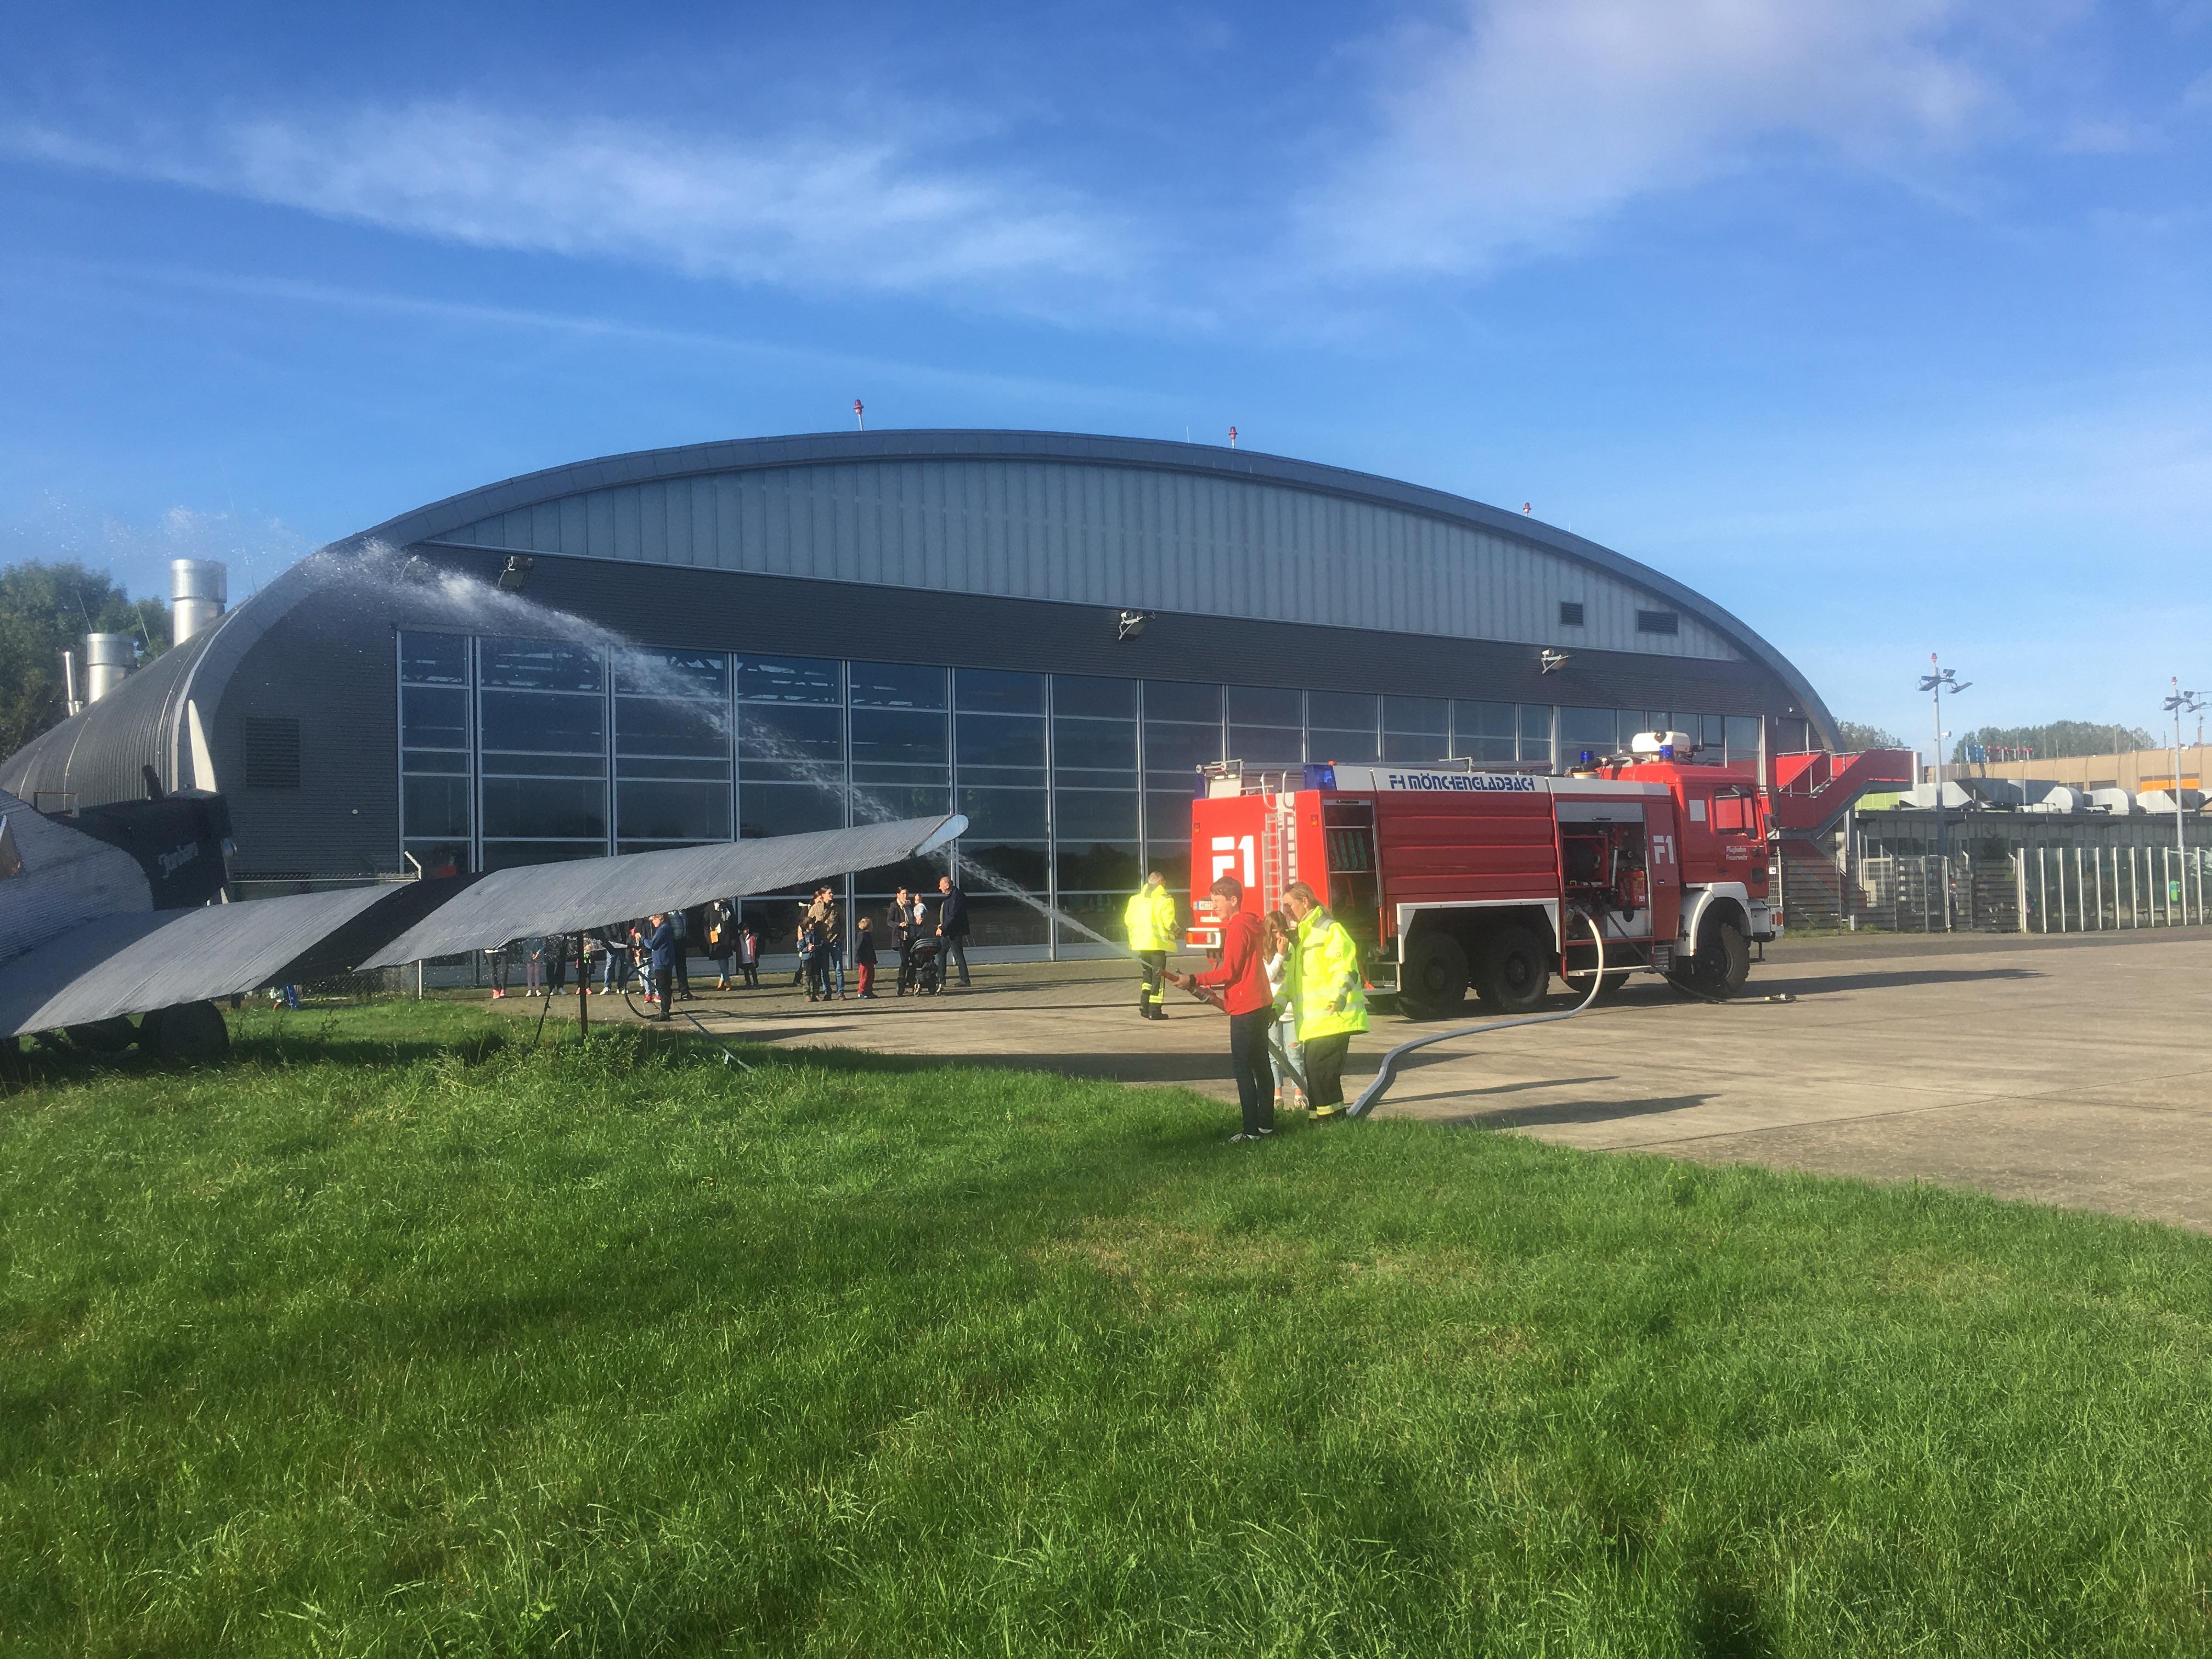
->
[1228, 1132, 1254, 1144]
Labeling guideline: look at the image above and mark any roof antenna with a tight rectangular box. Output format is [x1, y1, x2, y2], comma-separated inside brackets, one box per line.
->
[1228, 425, 1238, 449]
[854, 398, 865, 431]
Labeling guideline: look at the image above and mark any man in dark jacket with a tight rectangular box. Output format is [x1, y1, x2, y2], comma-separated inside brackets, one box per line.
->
[935, 874, 973, 988]
[642, 912, 676, 1020]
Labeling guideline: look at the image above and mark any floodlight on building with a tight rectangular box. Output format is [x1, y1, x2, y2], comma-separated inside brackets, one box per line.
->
[1540, 648, 1570, 674]
[497, 556, 534, 593]
[1116, 608, 1154, 642]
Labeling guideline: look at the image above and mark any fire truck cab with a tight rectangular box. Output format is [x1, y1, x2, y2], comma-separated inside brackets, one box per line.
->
[1187, 732, 1776, 1018]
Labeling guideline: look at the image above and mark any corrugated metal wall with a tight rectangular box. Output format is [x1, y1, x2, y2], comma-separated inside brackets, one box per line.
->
[435, 459, 1739, 663]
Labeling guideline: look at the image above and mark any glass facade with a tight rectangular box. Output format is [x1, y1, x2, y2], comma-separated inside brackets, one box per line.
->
[398, 631, 1788, 951]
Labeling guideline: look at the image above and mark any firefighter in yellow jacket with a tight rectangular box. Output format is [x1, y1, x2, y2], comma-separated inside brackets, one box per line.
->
[1124, 872, 1181, 1020]
[1283, 881, 1367, 1116]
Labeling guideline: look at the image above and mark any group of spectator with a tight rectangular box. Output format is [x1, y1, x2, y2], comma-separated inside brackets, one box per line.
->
[479, 877, 974, 1008]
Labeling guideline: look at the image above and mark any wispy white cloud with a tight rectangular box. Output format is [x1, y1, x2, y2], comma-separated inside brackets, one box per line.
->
[1301, 0, 1997, 276]
[13, 101, 1136, 303]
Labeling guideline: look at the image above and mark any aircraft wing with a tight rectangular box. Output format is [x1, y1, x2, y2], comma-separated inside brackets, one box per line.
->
[356, 814, 966, 968]
[0, 883, 404, 1039]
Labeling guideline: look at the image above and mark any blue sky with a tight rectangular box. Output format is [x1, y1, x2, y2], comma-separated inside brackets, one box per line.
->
[2, 1, 2208, 747]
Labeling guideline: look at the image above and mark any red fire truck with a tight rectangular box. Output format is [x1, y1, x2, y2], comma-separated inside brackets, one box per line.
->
[1186, 733, 1777, 1017]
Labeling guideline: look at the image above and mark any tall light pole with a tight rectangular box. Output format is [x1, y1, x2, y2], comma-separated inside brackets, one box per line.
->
[1920, 654, 1971, 929]
[2162, 679, 2203, 866]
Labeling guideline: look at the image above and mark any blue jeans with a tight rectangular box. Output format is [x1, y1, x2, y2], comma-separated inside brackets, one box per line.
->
[829, 940, 847, 997]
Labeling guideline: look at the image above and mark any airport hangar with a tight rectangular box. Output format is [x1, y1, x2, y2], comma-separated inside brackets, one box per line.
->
[0, 430, 1838, 958]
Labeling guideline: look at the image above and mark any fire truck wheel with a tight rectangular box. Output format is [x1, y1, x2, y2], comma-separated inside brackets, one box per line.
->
[1398, 932, 1469, 1020]
[1474, 925, 1550, 1014]
[1690, 915, 1751, 997]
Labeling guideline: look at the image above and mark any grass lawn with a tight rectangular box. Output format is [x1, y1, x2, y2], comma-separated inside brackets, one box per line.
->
[4, 1003, 2212, 1656]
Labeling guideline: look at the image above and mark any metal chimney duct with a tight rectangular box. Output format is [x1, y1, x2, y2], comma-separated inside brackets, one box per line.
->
[83, 633, 136, 704]
[170, 558, 227, 645]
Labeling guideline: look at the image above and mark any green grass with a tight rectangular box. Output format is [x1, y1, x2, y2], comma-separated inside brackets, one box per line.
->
[5, 1005, 2212, 1657]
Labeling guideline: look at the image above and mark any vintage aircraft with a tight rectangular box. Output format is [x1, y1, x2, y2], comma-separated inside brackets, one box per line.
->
[0, 785, 963, 1061]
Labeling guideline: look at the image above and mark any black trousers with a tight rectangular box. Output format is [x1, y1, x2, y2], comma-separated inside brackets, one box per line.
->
[649, 965, 672, 1017]
[740, 959, 758, 986]
[943, 936, 971, 985]
[1137, 950, 1166, 1012]
[1302, 1032, 1351, 1110]
[1229, 1009, 1276, 1135]
[674, 949, 690, 997]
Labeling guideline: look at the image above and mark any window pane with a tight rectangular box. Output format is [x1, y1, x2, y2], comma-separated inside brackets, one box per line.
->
[1052, 717, 1136, 773]
[481, 752, 605, 778]
[399, 633, 469, 686]
[1143, 681, 1221, 724]
[848, 662, 946, 709]
[738, 703, 842, 766]
[613, 648, 727, 699]
[1229, 725, 1302, 764]
[957, 896, 1051, 949]
[854, 783, 951, 822]
[1559, 707, 1616, 758]
[850, 707, 947, 769]
[1142, 723, 1222, 775]
[1228, 686, 1301, 726]
[956, 668, 1045, 714]
[481, 638, 604, 692]
[482, 777, 607, 840]
[1307, 691, 1376, 733]
[1462, 736, 1518, 765]
[618, 755, 730, 782]
[402, 686, 468, 750]
[960, 841, 1049, 892]
[616, 697, 728, 758]
[1144, 845, 1193, 895]
[1726, 715, 1764, 758]
[617, 781, 731, 842]
[957, 712, 1046, 771]
[402, 775, 470, 838]
[739, 782, 843, 838]
[1053, 788, 1138, 840]
[1054, 675, 1135, 719]
[736, 656, 840, 704]
[1146, 790, 1198, 845]
[402, 748, 469, 775]
[479, 690, 606, 754]
[956, 787, 1048, 840]
[480, 840, 606, 872]
[1384, 695, 1448, 737]
[1058, 842, 1141, 891]
[1057, 891, 1138, 949]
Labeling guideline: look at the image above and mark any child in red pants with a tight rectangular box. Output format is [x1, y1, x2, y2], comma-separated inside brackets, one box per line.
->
[854, 917, 879, 998]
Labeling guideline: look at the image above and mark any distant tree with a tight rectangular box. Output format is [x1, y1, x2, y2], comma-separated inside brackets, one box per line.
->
[1951, 721, 2155, 764]
[1838, 720, 1905, 751]
[0, 562, 171, 759]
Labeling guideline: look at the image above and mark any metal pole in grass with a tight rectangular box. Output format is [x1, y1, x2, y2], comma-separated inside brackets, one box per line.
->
[575, 931, 589, 1035]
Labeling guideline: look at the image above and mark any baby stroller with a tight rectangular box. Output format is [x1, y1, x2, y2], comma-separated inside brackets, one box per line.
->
[905, 936, 946, 996]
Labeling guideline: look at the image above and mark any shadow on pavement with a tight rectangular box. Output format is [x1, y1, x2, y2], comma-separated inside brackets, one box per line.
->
[1440, 1093, 1718, 1130]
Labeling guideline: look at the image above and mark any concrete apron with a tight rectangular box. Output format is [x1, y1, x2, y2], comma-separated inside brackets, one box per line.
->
[505, 931, 2212, 1234]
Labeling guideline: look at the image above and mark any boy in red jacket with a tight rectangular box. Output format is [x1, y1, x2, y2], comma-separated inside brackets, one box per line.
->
[1168, 874, 1275, 1143]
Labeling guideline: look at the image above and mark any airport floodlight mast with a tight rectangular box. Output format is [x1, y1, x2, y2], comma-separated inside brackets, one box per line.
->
[2163, 679, 2204, 863]
[1920, 653, 1971, 926]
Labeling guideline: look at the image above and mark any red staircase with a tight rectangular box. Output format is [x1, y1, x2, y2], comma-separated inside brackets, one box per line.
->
[1765, 748, 1916, 837]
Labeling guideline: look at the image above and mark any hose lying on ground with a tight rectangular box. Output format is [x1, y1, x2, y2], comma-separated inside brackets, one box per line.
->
[1347, 908, 1606, 1119]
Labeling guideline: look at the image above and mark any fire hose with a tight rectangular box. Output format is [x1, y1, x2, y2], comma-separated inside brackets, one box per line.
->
[1346, 907, 1606, 1119]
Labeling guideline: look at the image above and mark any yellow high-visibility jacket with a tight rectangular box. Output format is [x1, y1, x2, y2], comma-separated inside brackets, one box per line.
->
[1293, 909, 1368, 1040]
[1123, 885, 1179, 951]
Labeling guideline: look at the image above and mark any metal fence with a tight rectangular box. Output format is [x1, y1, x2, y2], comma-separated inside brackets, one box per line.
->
[2018, 843, 2209, 934]
[1793, 845, 2209, 934]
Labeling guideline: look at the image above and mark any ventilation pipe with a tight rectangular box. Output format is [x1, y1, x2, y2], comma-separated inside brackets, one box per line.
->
[60, 649, 82, 717]
[83, 633, 136, 704]
[170, 558, 227, 645]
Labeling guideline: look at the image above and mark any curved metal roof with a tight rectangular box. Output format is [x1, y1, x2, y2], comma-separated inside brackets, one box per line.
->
[344, 430, 1836, 743]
